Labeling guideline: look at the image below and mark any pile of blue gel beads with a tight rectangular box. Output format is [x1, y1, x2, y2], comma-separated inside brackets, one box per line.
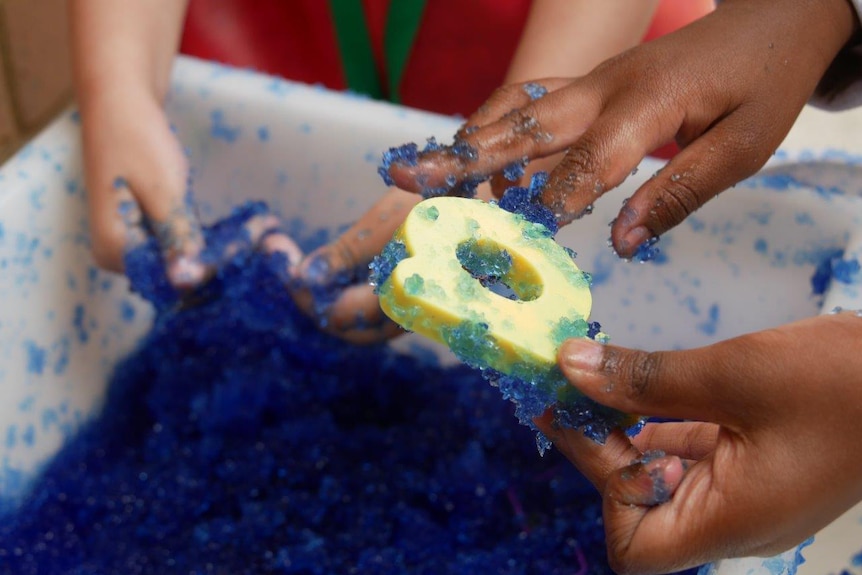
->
[0, 201, 699, 575]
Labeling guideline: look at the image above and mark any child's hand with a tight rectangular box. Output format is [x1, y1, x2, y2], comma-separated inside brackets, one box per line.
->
[285, 188, 420, 344]
[80, 88, 209, 289]
[385, 0, 858, 258]
[535, 312, 862, 574]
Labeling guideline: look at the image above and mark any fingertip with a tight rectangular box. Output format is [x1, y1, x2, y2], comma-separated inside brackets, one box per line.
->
[558, 338, 606, 388]
[166, 255, 208, 291]
[610, 453, 686, 507]
[261, 232, 303, 270]
[614, 225, 654, 260]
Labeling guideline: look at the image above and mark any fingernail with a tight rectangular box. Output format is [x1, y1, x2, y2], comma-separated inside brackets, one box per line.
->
[620, 226, 650, 254]
[167, 256, 207, 290]
[560, 338, 604, 373]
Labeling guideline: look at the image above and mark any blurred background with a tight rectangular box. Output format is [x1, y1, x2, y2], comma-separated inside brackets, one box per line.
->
[0, 0, 72, 163]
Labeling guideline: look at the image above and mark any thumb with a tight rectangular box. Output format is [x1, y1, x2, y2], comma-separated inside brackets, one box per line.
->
[558, 338, 740, 425]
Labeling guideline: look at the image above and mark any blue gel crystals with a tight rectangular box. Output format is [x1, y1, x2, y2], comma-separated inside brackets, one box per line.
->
[422, 137, 442, 153]
[369, 239, 408, 293]
[522, 82, 548, 101]
[451, 139, 479, 163]
[633, 236, 662, 263]
[498, 173, 558, 235]
[502, 159, 527, 182]
[586, 321, 603, 339]
[0, 202, 705, 575]
[456, 239, 513, 281]
[378, 143, 419, 186]
[123, 201, 273, 313]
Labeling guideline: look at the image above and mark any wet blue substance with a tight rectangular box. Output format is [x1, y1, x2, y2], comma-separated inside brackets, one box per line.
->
[498, 172, 558, 234]
[632, 237, 664, 264]
[378, 143, 419, 186]
[369, 240, 407, 292]
[0, 203, 701, 574]
[378, 137, 487, 198]
[456, 239, 513, 282]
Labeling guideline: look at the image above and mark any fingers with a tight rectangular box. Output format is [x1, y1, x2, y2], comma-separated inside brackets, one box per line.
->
[109, 181, 206, 290]
[631, 422, 719, 460]
[535, 411, 642, 494]
[456, 78, 570, 138]
[540, 102, 674, 224]
[146, 194, 208, 289]
[609, 104, 778, 257]
[605, 451, 686, 508]
[385, 79, 603, 197]
[287, 188, 419, 344]
[557, 338, 746, 425]
[537, 410, 743, 574]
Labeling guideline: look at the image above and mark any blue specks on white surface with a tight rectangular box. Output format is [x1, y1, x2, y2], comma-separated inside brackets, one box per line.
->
[73, 305, 89, 343]
[276, 170, 289, 187]
[119, 300, 136, 323]
[299, 122, 312, 134]
[266, 78, 294, 97]
[754, 238, 769, 254]
[795, 212, 815, 226]
[24, 341, 46, 375]
[698, 304, 720, 336]
[53, 337, 70, 375]
[749, 209, 772, 225]
[257, 126, 270, 142]
[20, 425, 34, 447]
[210, 109, 241, 143]
[18, 395, 35, 412]
[811, 249, 857, 295]
[588, 251, 616, 287]
[832, 258, 860, 284]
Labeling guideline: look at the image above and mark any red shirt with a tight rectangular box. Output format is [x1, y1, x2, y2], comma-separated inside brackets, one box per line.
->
[180, 0, 712, 119]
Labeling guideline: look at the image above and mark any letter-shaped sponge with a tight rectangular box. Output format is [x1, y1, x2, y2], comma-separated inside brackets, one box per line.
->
[375, 197, 639, 441]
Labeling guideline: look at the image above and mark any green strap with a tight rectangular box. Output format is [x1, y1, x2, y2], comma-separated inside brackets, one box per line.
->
[383, 0, 426, 104]
[328, 0, 426, 103]
[329, 0, 384, 99]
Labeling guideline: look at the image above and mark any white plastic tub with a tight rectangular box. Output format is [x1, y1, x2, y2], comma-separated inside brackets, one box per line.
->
[1, 56, 861, 574]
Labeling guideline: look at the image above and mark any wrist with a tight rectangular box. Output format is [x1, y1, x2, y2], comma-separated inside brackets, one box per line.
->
[76, 78, 161, 124]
